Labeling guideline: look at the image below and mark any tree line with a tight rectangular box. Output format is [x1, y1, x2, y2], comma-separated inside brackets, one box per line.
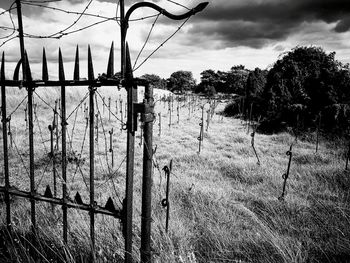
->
[141, 46, 350, 135]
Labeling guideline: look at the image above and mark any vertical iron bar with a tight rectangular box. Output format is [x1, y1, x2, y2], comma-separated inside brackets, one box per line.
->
[1, 53, 11, 229]
[109, 128, 114, 167]
[198, 106, 204, 154]
[15, 0, 26, 80]
[124, 43, 136, 263]
[89, 86, 96, 262]
[163, 165, 170, 233]
[59, 50, 68, 244]
[27, 85, 36, 232]
[141, 83, 154, 263]
[120, 0, 125, 77]
[54, 100, 59, 151]
[168, 100, 171, 129]
[279, 145, 293, 200]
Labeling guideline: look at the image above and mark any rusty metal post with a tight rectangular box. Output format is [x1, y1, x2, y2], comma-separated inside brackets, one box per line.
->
[168, 100, 171, 129]
[89, 86, 96, 261]
[120, 100, 124, 131]
[177, 104, 179, 124]
[95, 113, 99, 143]
[120, 0, 125, 77]
[161, 161, 172, 233]
[8, 117, 12, 148]
[124, 43, 137, 263]
[24, 105, 28, 130]
[58, 49, 68, 243]
[198, 106, 204, 154]
[158, 113, 161, 137]
[88, 46, 96, 262]
[279, 144, 293, 200]
[1, 52, 11, 229]
[48, 116, 57, 197]
[109, 128, 114, 167]
[54, 100, 58, 150]
[141, 83, 154, 263]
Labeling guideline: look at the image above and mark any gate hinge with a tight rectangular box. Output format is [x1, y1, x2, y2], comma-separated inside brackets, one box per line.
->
[134, 102, 154, 123]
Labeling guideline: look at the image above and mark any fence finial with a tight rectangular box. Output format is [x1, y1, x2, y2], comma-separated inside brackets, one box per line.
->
[125, 42, 133, 79]
[58, 48, 65, 81]
[44, 185, 53, 198]
[107, 42, 114, 78]
[1, 52, 4, 81]
[73, 45, 80, 81]
[75, 192, 84, 205]
[42, 48, 49, 81]
[88, 45, 94, 81]
[24, 50, 32, 81]
[105, 197, 116, 212]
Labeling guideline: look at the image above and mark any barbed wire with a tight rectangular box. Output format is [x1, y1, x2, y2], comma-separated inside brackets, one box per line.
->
[133, 12, 160, 70]
[133, 16, 190, 72]
[0, 1, 17, 41]
[7, 95, 28, 118]
[165, 0, 190, 10]
[22, 2, 115, 21]
[34, 91, 62, 119]
[0, 36, 17, 48]
[22, 0, 62, 3]
[96, 90, 125, 125]
[66, 91, 89, 121]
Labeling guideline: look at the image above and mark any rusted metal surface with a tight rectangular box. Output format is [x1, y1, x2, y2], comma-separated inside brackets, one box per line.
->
[141, 83, 154, 263]
[162, 160, 172, 233]
[124, 43, 137, 263]
[88, 46, 96, 261]
[1, 52, 11, 230]
[59, 49, 68, 243]
[279, 144, 293, 200]
[198, 106, 204, 154]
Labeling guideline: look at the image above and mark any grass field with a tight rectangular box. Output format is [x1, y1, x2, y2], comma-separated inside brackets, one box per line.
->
[0, 86, 349, 263]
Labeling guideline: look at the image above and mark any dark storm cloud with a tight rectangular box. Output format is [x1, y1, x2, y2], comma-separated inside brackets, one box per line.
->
[185, 0, 350, 49]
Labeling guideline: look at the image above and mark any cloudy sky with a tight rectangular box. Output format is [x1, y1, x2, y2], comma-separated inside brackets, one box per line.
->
[0, 0, 350, 81]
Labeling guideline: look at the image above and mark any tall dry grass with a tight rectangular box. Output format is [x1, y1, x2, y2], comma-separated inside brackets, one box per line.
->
[0, 87, 349, 262]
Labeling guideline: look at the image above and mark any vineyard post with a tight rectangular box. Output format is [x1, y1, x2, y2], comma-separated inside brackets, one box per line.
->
[158, 112, 161, 136]
[279, 144, 293, 200]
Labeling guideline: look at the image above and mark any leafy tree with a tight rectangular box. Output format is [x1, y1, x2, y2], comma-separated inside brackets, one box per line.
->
[140, 74, 166, 90]
[245, 68, 267, 113]
[258, 46, 350, 133]
[195, 69, 218, 95]
[225, 66, 249, 94]
[167, 71, 196, 93]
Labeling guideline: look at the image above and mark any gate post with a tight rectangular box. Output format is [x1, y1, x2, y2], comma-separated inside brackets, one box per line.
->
[124, 44, 137, 263]
[141, 83, 154, 263]
[1, 53, 11, 230]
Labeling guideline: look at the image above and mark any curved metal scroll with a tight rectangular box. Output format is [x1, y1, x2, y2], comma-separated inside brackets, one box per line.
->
[125, 2, 208, 25]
